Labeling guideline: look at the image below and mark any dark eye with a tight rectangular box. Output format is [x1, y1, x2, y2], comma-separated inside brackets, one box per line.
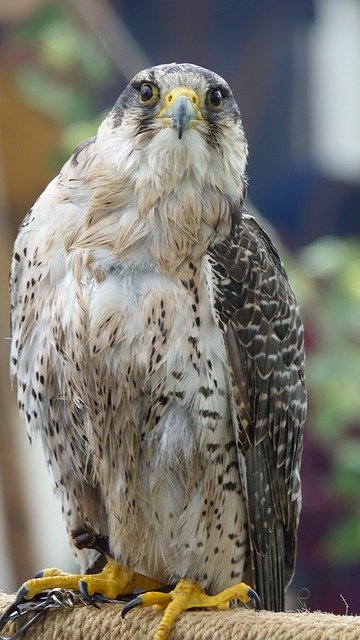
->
[208, 88, 223, 107]
[140, 83, 158, 103]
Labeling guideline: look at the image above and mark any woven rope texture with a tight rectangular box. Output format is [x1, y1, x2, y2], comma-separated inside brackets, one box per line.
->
[0, 592, 359, 639]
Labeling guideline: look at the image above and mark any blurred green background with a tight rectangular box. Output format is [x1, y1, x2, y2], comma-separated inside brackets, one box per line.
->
[0, 0, 359, 614]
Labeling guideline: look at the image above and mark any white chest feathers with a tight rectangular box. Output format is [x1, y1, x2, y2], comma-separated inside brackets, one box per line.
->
[86, 255, 247, 592]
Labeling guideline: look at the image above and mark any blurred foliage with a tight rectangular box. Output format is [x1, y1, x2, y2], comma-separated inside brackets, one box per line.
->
[288, 237, 360, 564]
[5, 1, 360, 567]
[7, 2, 113, 151]
[296, 237, 360, 440]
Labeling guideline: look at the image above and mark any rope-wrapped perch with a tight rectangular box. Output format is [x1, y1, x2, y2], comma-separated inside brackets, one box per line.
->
[0, 591, 359, 639]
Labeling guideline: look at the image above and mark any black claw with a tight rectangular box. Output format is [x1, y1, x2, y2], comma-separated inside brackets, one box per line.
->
[121, 596, 142, 619]
[248, 588, 261, 611]
[78, 581, 101, 609]
[15, 586, 29, 605]
[33, 570, 45, 579]
[0, 601, 20, 633]
[0, 584, 30, 633]
[0, 585, 31, 634]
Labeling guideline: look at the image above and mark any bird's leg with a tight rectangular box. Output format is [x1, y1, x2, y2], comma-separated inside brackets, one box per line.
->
[0, 524, 164, 623]
[122, 579, 260, 640]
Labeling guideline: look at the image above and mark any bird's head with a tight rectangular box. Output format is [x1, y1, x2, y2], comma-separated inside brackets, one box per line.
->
[97, 63, 248, 201]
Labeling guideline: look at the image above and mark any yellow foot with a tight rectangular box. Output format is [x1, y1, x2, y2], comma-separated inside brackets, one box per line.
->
[11, 558, 164, 607]
[122, 579, 260, 640]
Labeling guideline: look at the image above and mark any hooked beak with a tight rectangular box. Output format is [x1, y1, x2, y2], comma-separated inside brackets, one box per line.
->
[169, 96, 197, 140]
[158, 87, 202, 139]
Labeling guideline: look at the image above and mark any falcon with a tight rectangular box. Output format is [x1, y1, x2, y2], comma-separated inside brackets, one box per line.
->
[5, 63, 306, 638]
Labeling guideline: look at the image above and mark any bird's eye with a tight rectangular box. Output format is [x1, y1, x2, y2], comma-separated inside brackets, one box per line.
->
[208, 88, 223, 108]
[139, 83, 158, 104]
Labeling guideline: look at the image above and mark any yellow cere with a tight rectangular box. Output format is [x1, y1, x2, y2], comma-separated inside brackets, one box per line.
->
[158, 86, 203, 120]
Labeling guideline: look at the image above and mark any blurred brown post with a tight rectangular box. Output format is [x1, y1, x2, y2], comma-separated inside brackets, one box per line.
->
[0, 216, 35, 585]
[0, 69, 60, 586]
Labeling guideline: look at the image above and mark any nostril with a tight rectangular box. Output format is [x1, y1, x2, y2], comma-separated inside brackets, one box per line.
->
[168, 94, 173, 103]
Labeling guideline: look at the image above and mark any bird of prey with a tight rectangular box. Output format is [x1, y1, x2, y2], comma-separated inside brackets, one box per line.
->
[5, 63, 306, 638]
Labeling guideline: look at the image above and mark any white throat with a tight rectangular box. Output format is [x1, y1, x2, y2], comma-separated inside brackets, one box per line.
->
[71, 117, 247, 275]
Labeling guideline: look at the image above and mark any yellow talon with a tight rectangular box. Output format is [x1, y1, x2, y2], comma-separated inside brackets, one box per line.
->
[22, 568, 87, 600]
[16, 557, 164, 602]
[122, 579, 260, 640]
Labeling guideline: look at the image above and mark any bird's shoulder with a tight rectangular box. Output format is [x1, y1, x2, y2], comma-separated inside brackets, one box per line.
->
[206, 204, 306, 448]
[208, 209, 293, 304]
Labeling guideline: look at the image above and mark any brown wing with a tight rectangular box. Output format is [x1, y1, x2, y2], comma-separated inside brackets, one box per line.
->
[208, 209, 306, 610]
